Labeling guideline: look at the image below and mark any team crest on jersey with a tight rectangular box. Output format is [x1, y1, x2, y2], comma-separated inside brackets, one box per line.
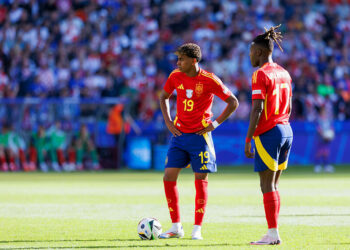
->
[186, 89, 193, 98]
[195, 83, 203, 96]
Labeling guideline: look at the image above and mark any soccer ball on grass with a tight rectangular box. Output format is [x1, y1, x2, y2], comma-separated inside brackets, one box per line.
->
[137, 218, 162, 240]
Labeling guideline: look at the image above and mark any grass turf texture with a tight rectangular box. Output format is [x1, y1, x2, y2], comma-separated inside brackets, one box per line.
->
[0, 165, 349, 249]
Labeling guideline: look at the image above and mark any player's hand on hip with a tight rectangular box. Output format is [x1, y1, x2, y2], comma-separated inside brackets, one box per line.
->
[166, 122, 182, 137]
[196, 124, 214, 135]
[244, 142, 255, 158]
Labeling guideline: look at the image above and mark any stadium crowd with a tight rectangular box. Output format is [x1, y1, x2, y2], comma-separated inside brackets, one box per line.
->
[0, 0, 350, 122]
[0, 0, 349, 171]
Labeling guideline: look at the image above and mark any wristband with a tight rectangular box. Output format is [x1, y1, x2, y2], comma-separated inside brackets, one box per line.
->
[245, 137, 252, 143]
[212, 120, 220, 129]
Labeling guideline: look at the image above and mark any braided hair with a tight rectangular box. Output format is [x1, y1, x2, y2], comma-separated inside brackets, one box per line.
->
[253, 24, 283, 52]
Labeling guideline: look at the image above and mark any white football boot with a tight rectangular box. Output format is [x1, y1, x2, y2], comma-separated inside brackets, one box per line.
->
[324, 165, 334, 173]
[314, 165, 322, 173]
[191, 225, 203, 240]
[39, 162, 49, 172]
[251, 233, 281, 245]
[159, 223, 184, 239]
[51, 162, 61, 172]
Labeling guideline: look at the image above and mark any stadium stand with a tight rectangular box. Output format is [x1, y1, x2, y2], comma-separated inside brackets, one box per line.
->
[0, 0, 349, 170]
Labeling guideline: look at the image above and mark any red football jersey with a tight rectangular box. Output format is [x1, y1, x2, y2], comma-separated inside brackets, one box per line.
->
[164, 68, 232, 133]
[251, 62, 292, 136]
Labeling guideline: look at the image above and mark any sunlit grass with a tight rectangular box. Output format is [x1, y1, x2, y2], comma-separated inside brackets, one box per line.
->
[0, 165, 349, 249]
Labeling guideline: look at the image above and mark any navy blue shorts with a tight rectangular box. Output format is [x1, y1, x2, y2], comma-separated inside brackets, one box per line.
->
[254, 124, 293, 172]
[165, 132, 216, 173]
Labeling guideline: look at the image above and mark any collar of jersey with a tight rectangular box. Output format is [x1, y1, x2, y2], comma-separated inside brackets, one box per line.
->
[261, 62, 275, 68]
[182, 67, 202, 78]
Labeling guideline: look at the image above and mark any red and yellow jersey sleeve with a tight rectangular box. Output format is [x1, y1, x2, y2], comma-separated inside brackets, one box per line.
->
[210, 73, 232, 101]
[251, 70, 267, 100]
[164, 69, 180, 94]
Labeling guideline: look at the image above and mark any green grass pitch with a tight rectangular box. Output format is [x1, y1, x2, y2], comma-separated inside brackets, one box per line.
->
[0, 165, 349, 249]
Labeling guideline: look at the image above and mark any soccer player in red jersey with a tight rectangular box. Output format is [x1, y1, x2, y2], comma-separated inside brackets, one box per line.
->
[159, 43, 239, 240]
[245, 25, 293, 245]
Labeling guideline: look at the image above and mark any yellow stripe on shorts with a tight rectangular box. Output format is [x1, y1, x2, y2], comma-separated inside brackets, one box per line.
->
[278, 160, 288, 170]
[255, 136, 278, 171]
[202, 133, 216, 158]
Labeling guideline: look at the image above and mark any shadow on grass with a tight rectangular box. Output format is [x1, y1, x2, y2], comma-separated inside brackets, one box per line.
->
[0, 243, 245, 249]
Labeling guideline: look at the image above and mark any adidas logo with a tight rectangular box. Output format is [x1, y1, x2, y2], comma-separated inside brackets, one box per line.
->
[177, 84, 184, 90]
[196, 208, 204, 213]
[200, 165, 208, 170]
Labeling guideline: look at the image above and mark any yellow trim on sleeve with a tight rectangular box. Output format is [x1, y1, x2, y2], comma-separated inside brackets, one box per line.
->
[252, 71, 257, 84]
[203, 133, 216, 158]
[169, 69, 180, 78]
[255, 136, 278, 171]
[200, 73, 222, 85]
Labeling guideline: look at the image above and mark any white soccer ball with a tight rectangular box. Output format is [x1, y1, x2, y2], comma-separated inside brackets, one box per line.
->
[137, 218, 162, 240]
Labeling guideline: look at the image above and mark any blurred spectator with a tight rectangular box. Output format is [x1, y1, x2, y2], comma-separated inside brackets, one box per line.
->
[74, 124, 100, 170]
[0, 123, 20, 171]
[314, 106, 335, 173]
[7, 124, 33, 171]
[30, 125, 59, 172]
[47, 121, 71, 171]
[0, 0, 349, 125]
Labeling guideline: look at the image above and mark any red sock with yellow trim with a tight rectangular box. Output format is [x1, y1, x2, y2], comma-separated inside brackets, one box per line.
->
[194, 179, 208, 226]
[164, 180, 180, 223]
[263, 191, 279, 229]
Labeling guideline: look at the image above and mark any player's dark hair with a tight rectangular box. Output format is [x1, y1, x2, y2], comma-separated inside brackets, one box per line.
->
[253, 24, 283, 52]
[175, 43, 202, 62]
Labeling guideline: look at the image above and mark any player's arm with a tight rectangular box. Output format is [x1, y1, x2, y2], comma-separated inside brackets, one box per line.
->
[288, 96, 292, 117]
[244, 99, 264, 158]
[159, 90, 182, 137]
[196, 94, 239, 135]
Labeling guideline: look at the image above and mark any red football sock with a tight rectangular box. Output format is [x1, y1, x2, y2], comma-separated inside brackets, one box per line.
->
[19, 149, 26, 164]
[0, 155, 6, 164]
[9, 155, 15, 164]
[29, 147, 37, 163]
[164, 180, 180, 223]
[194, 179, 208, 226]
[68, 150, 76, 163]
[263, 191, 279, 229]
[276, 190, 280, 215]
[57, 149, 65, 165]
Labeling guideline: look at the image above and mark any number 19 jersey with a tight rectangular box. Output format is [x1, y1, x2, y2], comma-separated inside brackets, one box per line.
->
[164, 68, 232, 133]
[251, 62, 292, 137]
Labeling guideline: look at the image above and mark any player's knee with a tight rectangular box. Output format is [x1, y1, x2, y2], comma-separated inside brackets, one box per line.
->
[163, 175, 176, 182]
[163, 172, 177, 182]
[195, 172, 208, 180]
[260, 182, 274, 193]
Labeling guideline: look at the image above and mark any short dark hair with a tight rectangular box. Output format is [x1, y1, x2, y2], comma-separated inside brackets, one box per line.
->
[175, 43, 202, 62]
[253, 24, 284, 52]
